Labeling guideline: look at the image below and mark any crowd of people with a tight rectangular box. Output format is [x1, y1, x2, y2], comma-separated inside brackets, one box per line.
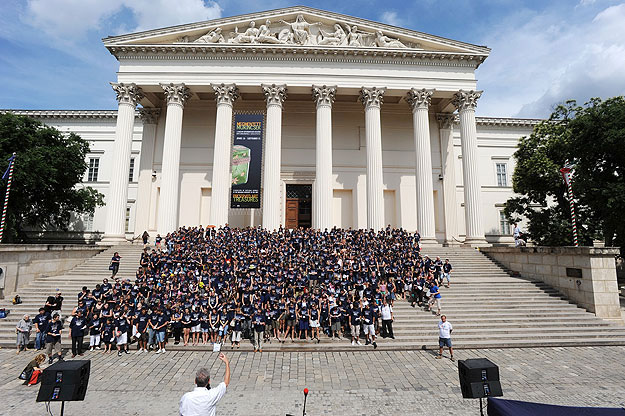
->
[21, 226, 454, 361]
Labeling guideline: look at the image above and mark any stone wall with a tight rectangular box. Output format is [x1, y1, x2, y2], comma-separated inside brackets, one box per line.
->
[0, 245, 105, 299]
[482, 246, 623, 323]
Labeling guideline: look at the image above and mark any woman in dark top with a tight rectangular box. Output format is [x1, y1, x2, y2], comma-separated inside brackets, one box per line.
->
[181, 308, 192, 347]
[110, 252, 121, 277]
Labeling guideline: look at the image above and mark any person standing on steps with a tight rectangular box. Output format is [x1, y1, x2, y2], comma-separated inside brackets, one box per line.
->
[380, 297, 395, 339]
[109, 252, 121, 278]
[436, 315, 454, 361]
[69, 309, 87, 357]
[46, 313, 64, 364]
[442, 259, 453, 288]
[427, 282, 442, 316]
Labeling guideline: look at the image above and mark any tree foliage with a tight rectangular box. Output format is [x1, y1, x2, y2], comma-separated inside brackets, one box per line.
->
[0, 113, 104, 242]
[505, 97, 625, 250]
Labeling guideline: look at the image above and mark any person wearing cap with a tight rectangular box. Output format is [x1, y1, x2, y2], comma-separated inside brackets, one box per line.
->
[33, 307, 50, 351]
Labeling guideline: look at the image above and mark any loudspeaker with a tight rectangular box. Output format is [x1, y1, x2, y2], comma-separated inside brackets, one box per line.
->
[37, 360, 90, 402]
[458, 358, 503, 399]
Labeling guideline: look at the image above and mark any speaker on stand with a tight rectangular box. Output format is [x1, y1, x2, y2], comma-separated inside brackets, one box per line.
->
[458, 358, 503, 415]
[37, 360, 91, 416]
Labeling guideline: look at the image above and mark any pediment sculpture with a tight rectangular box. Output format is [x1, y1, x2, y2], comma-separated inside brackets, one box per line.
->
[180, 14, 412, 49]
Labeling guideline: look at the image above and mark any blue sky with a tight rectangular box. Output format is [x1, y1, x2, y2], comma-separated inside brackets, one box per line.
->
[1, 0, 624, 117]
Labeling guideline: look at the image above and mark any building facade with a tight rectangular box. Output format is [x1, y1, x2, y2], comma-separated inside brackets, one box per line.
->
[11, 7, 541, 245]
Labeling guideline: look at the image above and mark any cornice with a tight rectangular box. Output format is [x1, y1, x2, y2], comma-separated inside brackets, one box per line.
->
[106, 44, 487, 68]
[3, 110, 543, 128]
[2, 110, 133, 120]
[475, 117, 542, 127]
[102, 6, 490, 56]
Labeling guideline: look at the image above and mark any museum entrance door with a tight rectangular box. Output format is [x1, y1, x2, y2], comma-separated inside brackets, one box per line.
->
[285, 184, 312, 229]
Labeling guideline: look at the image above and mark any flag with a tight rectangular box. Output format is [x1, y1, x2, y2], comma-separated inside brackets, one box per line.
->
[2, 154, 15, 181]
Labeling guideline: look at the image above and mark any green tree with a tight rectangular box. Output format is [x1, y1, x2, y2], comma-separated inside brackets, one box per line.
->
[505, 97, 625, 250]
[0, 113, 104, 242]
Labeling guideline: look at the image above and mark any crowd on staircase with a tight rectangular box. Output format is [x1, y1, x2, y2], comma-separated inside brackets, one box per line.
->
[21, 226, 453, 360]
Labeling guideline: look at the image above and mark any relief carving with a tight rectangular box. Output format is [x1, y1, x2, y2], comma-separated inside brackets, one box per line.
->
[183, 14, 411, 49]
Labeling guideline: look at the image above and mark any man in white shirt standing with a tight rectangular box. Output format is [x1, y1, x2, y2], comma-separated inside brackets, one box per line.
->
[436, 315, 454, 361]
[380, 298, 394, 339]
[180, 353, 231, 416]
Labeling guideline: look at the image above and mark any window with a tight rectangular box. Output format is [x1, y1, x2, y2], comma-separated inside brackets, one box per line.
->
[496, 163, 508, 187]
[125, 206, 131, 232]
[499, 211, 510, 235]
[87, 158, 99, 182]
[84, 214, 94, 232]
[128, 158, 135, 182]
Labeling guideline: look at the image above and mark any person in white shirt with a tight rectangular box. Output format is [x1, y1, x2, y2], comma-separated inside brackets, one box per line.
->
[436, 315, 454, 361]
[180, 353, 231, 416]
[380, 298, 394, 339]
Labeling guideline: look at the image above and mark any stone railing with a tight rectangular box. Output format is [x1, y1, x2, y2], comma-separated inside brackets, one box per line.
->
[482, 246, 623, 324]
[0, 245, 105, 299]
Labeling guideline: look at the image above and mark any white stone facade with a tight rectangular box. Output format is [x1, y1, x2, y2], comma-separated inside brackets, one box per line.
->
[8, 7, 542, 245]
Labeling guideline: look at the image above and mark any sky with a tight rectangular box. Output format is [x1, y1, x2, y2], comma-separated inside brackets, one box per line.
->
[0, 0, 624, 118]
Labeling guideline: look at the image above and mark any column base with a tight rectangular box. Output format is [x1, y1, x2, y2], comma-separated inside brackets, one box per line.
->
[98, 234, 129, 246]
[443, 238, 463, 247]
[463, 237, 491, 247]
[419, 237, 441, 248]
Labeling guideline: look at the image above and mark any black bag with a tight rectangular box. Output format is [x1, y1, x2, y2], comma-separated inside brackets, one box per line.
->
[19, 367, 33, 381]
[108, 264, 115, 271]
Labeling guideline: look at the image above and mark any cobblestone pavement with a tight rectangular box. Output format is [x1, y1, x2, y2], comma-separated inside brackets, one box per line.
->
[1, 346, 624, 415]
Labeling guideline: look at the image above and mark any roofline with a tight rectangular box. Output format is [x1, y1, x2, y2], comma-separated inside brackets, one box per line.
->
[3, 109, 542, 127]
[102, 5, 490, 55]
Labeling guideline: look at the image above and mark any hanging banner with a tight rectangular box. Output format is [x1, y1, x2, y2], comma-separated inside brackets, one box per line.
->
[230, 113, 263, 208]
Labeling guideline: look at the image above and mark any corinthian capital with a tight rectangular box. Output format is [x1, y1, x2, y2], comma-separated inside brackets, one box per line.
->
[359, 87, 386, 109]
[138, 108, 161, 125]
[452, 90, 483, 112]
[312, 85, 336, 108]
[406, 88, 434, 111]
[111, 83, 144, 106]
[262, 84, 287, 107]
[211, 83, 239, 106]
[436, 113, 456, 130]
[161, 83, 191, 107]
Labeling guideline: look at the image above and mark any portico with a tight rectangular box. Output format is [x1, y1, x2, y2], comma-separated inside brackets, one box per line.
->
[100, 6, 491, 246]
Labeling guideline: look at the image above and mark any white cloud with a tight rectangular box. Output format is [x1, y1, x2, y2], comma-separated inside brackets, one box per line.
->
[125, 0, 222, 33]
[22, 0, 222, 41]
[380, 11, 404, 27]
[476, 3, 625, 118]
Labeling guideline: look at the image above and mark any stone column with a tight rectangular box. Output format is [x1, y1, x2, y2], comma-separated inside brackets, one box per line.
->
[261, 84, 287, 231]
[359, 87, 386, 231]
[209, 83, 239, 227]
[134, 108, 160, 236]
[102, 83, 143, 244]
[437, 113, 460, 246]
[407, 88, 438, 246]
[312, 85, 336, 231]
[453, 90, 488, 246]
[157, 83, 190, 235]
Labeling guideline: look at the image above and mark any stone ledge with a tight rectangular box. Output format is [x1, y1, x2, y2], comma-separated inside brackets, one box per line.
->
[483, 246, 620, 256]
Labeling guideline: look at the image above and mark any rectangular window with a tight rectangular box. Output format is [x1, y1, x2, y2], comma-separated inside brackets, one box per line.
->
[87, 158, 99, 182]
[125, 206, 131, 233]
[496, 163, 508, 187]
[84, 214, 94, 232]
[499, 211, 510, 235]
[128, 158, 135, 182]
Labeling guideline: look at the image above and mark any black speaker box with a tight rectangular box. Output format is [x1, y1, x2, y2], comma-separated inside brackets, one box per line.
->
[37, 360, 90, 402]
[458, 358, 503, 399]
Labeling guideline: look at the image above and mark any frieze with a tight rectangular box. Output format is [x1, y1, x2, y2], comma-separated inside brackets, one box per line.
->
[177, 14, 414, 50]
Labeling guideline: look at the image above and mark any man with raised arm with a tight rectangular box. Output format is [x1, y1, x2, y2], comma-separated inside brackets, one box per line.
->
[180, 353, 231, 416]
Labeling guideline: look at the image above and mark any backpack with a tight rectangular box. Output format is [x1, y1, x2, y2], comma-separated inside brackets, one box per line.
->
[12, 295, 22, 305]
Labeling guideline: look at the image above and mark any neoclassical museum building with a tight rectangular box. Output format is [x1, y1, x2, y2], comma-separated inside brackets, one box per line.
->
[10, 6, 539, 246]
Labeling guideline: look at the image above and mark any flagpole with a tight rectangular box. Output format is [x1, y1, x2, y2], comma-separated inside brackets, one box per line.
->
[0, 152, 17, 243]
[559, 161, 578, 247]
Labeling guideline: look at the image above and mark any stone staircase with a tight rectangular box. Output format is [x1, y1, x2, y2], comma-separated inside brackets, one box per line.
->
[0, 245, 145, 346]
[2, 245, 625, 351]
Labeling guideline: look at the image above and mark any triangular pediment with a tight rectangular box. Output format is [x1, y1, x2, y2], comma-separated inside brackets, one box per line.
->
[103, 6, 489, 55]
